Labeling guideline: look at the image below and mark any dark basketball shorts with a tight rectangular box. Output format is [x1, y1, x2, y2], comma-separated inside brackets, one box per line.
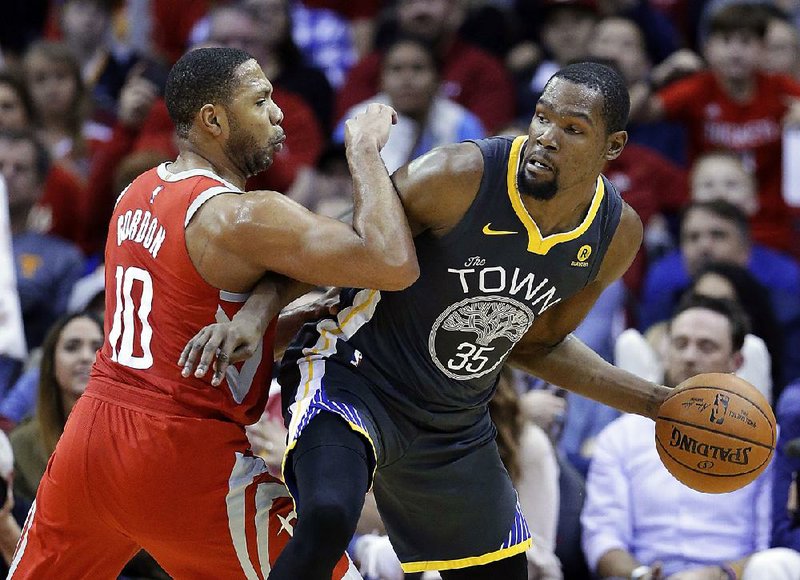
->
[280, 354, 532, 573]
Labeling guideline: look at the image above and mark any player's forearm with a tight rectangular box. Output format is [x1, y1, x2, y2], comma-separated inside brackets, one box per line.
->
[235, 275, 313, 337]
[510, 334, 669, 419]
[346, 140, 418, 284]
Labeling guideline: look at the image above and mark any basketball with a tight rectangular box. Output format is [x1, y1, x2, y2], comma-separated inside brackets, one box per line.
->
[655, 372, 776, 494]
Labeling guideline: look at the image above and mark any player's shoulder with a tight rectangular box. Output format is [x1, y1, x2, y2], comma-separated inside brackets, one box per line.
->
[393, 140, 484, 195]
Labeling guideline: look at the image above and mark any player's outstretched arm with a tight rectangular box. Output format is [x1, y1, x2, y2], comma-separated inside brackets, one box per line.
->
[188, 103, 419, 293]
[508, 204, 671, 419]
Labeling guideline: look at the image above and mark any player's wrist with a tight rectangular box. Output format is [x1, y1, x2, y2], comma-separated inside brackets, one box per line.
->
[718, 563, 737, 580]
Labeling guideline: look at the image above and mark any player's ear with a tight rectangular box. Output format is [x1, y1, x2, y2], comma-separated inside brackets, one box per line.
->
[199, 104, 225, 137]
[604, 130, 628, 161]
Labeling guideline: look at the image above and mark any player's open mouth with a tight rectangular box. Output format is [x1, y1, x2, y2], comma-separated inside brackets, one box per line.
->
[526, 157, 553, 174]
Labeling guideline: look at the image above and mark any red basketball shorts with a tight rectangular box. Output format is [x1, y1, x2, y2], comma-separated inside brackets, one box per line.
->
[8, 391, 358, 579]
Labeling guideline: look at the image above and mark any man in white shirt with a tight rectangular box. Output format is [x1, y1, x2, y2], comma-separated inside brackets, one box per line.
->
[582, 294, 800, 580]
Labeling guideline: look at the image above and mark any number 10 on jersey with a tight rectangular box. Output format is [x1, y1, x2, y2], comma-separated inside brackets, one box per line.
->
[108, 265, 154, 369]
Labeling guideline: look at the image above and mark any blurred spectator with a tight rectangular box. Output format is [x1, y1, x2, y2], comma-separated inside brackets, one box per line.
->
[690, 262, 784, 399]
[9, 311, 102, 504]
[513, 0, 598, 124]
[690, 150, 760, 216]
[149, 0, 210, 64]
[0, 129, 85, 352]
[280, 0, 358, 88]
[334, 36, 485, 173]
[587, 16, 689, 166]
[336, 0, 515, 132]
[288, 144, 354, 218]
[772, 379, 800, 552]
[0, 175, 26, 420]
[199, 1, 335, 133]
[58, 0, 161, 125]
[0, 71, 89, 252]
[584, 294, 800, 579]
[603, 137, 688, 296]
[764, 9, 800, 80]
[633, 2, 800, 255]
[0, 429, 21, 575]
[639, 199, 800, 387]
[302, 0, 380, 60]
[22, 40, 112, 180]
[619, 263, 777, 403]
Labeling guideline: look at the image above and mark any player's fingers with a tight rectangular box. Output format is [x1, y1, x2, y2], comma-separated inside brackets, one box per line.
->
[179, 329, 209, 376]
[211, 340, 232, 386]
[195, 329, 224, 378]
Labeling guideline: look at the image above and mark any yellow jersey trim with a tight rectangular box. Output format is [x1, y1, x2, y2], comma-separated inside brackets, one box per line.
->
[400, 538, 532, 573]
[506, 136, 605, 255]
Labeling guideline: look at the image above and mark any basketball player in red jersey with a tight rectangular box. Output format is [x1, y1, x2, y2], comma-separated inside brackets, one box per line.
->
[8, 47, 417, 578]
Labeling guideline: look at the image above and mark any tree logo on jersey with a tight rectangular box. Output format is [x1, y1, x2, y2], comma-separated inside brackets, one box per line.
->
[428, 296, 534, 380]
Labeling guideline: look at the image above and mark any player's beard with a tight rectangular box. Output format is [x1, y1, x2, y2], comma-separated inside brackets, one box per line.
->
[224, 115, 273, 178]
[517, 166, 558, 201]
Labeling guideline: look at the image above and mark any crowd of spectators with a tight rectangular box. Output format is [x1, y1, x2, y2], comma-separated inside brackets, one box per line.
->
[1, 0, 800, 578]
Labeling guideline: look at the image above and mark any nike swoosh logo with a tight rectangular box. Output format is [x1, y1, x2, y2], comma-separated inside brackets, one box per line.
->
[482, 223, 519, 236]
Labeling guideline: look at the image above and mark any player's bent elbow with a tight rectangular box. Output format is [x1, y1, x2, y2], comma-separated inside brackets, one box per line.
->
[372, 259, 420, 291]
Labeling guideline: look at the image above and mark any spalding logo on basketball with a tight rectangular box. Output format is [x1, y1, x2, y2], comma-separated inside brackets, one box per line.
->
[655, 372, 776, 494]
[428, 296, 534, 380]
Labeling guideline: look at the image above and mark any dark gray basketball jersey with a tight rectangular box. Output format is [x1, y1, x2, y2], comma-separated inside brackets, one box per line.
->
[282, 135, 623, 414]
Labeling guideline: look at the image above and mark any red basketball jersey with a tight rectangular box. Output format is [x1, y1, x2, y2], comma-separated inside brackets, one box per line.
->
[92, 163, 276, 425]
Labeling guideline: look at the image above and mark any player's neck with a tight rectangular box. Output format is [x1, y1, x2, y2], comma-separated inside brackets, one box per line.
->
[172, 148, 247, 190]
[521, 179, 598, 236]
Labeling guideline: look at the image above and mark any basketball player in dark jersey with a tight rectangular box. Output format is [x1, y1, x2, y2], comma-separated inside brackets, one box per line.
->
[184, 62, 672, 579]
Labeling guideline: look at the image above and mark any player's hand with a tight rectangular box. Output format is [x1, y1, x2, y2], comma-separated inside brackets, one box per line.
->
[178, 315, 263, 386]
[344, 103, 398, 151]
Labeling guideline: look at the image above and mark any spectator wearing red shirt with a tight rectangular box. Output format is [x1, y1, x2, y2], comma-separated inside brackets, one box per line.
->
[633, 3, 800, 254]
[336, 0, 515, 132]
[605, 142, 688, 296]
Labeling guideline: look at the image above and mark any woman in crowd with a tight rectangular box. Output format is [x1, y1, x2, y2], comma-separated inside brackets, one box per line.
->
[9, 311, 103, 505]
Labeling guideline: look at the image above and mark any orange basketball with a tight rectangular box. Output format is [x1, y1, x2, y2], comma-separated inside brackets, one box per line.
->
[655, 372, 776, 494]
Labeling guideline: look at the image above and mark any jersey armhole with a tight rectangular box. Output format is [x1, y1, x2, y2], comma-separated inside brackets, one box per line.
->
[184, 186, 238, 227]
